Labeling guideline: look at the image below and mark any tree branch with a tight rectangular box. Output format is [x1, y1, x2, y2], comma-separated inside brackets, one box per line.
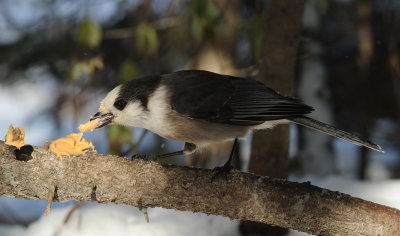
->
[0, 141, 399, 235]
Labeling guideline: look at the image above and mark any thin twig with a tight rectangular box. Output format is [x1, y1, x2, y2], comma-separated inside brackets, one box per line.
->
[103, 17, 180, 39]
[78, 213, 82, 231]
[44, 185, 56, 216]
[140, 207, 149, 223]
[63, 201, 86, 224]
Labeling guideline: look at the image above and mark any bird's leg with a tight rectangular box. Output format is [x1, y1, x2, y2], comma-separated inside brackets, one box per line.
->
[212, 138, 238, 181]
[225, 138, 238, 168]
[131, 142, 196, 161]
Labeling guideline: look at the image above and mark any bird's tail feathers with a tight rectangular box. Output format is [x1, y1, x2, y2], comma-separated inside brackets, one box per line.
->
[290, 116, 383, 153]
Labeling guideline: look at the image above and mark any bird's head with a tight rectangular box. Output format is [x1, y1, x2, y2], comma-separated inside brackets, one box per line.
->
[90, 84, 146, 129]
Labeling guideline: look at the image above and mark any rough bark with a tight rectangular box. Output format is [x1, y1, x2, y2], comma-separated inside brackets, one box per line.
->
[0, 141, 399, 235]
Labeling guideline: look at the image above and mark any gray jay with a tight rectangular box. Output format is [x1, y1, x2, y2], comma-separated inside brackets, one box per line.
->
[91, 70, 383, 167]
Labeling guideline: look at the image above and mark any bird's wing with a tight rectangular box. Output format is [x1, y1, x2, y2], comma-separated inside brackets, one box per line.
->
[165, 70, 313, 126]
[225, 79, 314, 125]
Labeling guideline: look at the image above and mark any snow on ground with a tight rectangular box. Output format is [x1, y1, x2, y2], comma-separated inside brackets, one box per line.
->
[0, 203, 239, 236]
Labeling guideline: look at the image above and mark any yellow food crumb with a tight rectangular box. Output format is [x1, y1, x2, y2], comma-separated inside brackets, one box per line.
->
[78, 119, 99, 133]
[4, 125, 25, 149]
[50, 133, 95, 160]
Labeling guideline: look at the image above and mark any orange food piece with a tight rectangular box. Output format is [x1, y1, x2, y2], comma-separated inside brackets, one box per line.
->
[78, 119, 99, 133]
[50, 133, 95, 160]
[4, 125, 25, 149]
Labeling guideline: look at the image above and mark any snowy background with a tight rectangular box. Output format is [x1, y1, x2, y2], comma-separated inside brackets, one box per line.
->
[1, 0, 400, 235]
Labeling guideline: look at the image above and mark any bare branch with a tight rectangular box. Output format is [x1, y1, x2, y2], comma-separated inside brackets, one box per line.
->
[0, 141, 399, 235]
[102, 17, 180, 39]
[63, 201, 85, 224]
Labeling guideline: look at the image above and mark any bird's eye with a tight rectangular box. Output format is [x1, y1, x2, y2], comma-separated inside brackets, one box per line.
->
[114, 99, 127, 111]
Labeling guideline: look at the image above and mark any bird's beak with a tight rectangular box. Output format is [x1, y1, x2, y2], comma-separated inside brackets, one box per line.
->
[90, 112, 114, 129]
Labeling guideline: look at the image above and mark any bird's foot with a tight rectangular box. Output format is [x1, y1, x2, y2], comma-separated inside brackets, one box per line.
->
[211, 163, 233, 182]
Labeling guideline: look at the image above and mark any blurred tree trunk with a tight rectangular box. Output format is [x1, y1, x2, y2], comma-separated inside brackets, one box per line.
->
[241, 0, 306, 235]
[297, 0, 336, 176]
[387, 6, 400, 178]
[356, 2, 373, 180]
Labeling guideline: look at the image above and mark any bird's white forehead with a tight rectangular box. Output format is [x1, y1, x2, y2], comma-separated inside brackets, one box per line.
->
[99, 85, 121, 113]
